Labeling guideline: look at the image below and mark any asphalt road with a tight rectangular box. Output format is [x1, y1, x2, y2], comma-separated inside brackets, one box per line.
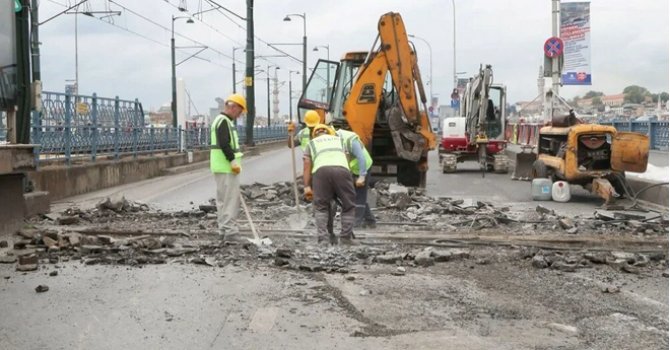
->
[7, 145, 667, 350]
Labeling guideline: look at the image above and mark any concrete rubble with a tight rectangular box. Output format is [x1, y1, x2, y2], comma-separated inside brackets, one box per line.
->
[0, 180, 663, 277]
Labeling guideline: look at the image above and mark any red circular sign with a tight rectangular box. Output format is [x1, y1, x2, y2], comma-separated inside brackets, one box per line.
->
[544, 37, 564, 58]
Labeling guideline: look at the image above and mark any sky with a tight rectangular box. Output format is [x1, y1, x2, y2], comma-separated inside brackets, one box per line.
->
[35, 0, 669, 118]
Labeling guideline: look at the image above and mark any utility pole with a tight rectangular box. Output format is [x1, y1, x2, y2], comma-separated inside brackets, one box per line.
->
[244, 0, 255, 146]
[551, 0, 560, 100]
[15, 0, 31, 143]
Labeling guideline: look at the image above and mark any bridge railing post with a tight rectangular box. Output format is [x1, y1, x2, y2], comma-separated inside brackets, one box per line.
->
[64, 92, 72, 165]
[132, 98, 139, 159]
[114, 96, 120, 160]
[31, 109, 41, 169]
[91, 93, 98, 162]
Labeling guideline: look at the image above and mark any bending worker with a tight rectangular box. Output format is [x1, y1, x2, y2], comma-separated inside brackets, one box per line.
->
[210, 93, 247, 243]
[287, 110, 321, 151]
[336, 128, 376, 228]
[303, 124, 357, 244]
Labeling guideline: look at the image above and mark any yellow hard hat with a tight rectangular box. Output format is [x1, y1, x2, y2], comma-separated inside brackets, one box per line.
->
[304, 110, 320, 127]
[225, 93, 247, 113]
[312, 124, 335, 138]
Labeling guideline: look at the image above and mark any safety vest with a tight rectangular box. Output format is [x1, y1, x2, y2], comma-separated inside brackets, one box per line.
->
[298, 128, 311, 151]
[210, 114, 242, 173]
[308, 135, 350, 173]
[336, 129, 373, 176]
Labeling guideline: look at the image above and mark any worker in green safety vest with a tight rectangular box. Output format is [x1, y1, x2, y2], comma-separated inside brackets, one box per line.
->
[303, 124, 357, 245]
[210, 93, 247, 243]
[335, 128, 376, 229]
[287, 110, 321, 152]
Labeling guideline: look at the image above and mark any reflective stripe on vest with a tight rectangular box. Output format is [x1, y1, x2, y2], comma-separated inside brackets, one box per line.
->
[308, 135, 350, 173]
[336, 129, 373, 175]
[210, 114, 242, 173]
[298, 128, 311, 151]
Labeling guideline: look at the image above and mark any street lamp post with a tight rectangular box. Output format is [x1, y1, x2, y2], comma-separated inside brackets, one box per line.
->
[283, 13, 307, 90]
[288, 70, 300, 122]
[452, 0, 457, 91]
[408, 34, 433, 102]
[171, 15, 194, 128]
[232, 46, 242, 93]
[267, 65, 280, 126]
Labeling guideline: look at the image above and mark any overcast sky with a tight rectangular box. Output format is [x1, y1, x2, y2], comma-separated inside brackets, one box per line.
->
[37, 0, 669, 117]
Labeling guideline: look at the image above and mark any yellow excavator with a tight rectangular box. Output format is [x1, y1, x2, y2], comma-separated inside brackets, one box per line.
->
[296, 12, 436, 187]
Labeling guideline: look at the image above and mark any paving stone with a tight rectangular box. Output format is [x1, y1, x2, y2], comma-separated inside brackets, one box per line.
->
[57, 216, 80, 225]
[374, 254, 404, 264]
[275, 248, 293, 259]
[49, 271, 58, 277]
[531, 255, 549, 269]
[35, 285, 49, 293]
[0, 255, 17, 264]
[432, 249, 470, 262]
[42, 236, 57, 248]
[550, 261, 577, 272]
[16, 254, 38, 271]
[584, 252, 608, 264]
[414, 250, 434, 267]
[611, 251, 636, 263]
[559, 218, 575, 229]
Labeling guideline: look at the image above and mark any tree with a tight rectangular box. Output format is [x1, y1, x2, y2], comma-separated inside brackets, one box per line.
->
[583, 90, 604, 99]
[661, 92, 669, 103]
[623, 85, 649, 104]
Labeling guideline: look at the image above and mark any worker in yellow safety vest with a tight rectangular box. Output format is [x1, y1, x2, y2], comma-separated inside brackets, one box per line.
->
[335, 128, 376, 228]
[303, 124, 357, 245]
[287, 110, 321, 151]
[210, 93, 247, 243]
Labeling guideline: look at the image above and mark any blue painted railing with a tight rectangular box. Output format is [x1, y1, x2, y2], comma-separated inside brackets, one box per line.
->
[598, 120, 669, 151]
[0, 91, 287, 165]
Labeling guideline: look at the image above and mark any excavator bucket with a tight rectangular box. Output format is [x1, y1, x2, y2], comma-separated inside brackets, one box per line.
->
[511, 146, 537, 181]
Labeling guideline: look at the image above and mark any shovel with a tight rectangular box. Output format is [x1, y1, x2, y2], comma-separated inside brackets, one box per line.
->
[286, 126, 311, 229]
[239, 193, 271, 246]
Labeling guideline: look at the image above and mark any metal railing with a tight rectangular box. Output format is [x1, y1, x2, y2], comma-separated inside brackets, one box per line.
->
[0, 91, 289, 165]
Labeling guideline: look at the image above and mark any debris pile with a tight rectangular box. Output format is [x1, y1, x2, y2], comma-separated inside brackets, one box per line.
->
[521, 247, 667, 273]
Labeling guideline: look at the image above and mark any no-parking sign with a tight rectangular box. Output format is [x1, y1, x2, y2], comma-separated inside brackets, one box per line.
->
[544, 37, 564, 58]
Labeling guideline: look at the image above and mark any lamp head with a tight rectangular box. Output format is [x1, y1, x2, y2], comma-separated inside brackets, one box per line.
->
[283, 16, 291, 21]
[187, 18, 194, 23]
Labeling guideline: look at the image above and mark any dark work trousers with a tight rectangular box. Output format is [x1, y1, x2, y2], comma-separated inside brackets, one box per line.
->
[312, 166, 355, 240]
[354, 173, 376, 227]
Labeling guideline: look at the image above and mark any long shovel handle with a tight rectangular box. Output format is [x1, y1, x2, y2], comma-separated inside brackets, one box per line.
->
[239, 193, 261, 242]
[288, 129, 301, 209]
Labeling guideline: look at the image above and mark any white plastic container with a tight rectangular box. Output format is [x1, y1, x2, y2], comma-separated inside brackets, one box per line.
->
[551, 181, 571, 202]
[531, 178, 553, 201]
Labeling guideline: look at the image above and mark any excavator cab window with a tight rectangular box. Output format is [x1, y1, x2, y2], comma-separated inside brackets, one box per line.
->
[297, 59, 339, 123]
[331, 60, 360, 123]
[482, 87, 504, 139]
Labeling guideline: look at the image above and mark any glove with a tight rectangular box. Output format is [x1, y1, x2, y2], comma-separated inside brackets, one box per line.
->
[287, 122, 295, 133]
[304, 186, 313, 201]
[231, 160, 241, 175]
[355, 175, 365, 188]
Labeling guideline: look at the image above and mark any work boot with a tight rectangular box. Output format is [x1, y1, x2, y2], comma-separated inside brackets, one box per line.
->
[363, 221, 377, 229]
[317, 234, 337, 246]
[222, 233, 247, 245]
[339, 235, 360, 246]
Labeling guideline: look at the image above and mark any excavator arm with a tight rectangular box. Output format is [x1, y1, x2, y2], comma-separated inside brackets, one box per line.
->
[343, 12, 436, 158]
